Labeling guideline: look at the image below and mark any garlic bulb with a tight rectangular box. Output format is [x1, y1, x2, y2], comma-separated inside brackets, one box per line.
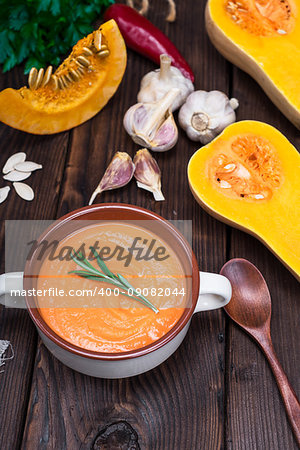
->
[89, 152, 135, 205]
[137, 54, 194, 111]
[133, 149, 164, 201]
[124, 89, 179, 152]
[179, 91, 239, 144]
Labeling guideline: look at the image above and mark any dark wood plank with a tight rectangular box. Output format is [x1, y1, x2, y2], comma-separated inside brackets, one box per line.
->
[21, 1, 229, 448]
[0, 68, 71, 450]
[226, 66, 300, 449]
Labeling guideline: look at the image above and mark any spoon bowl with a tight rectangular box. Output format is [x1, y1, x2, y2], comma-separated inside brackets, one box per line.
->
[221, 258, 271, 330]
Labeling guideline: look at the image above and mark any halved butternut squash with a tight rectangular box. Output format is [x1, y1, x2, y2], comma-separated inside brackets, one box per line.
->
[0, 20, 126, 134]
[205, 0, 300, 129]
[188, 120, 300, 279]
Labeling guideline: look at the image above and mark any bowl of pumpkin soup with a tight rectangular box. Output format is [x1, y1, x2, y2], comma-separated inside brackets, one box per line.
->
[2, 204, 231, 378]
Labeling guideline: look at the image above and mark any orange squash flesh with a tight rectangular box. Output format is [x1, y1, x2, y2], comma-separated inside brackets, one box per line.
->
[188, 121, 300, 280]
[0, 20, 126, 134]
[205, 0, 300, 129]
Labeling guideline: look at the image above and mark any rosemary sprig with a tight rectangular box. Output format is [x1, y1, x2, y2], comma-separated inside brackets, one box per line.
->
[68, 249, 159, 314]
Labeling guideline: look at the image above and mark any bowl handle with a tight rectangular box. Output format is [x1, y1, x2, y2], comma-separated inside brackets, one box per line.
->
[194, 272, 232, 313]
[0, 272, 25, 308]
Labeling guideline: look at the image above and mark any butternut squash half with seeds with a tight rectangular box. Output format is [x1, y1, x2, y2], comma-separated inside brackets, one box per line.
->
[0, 20, 126, 134]
[205, 0, 300, 129]
[188, 121, 300, 280]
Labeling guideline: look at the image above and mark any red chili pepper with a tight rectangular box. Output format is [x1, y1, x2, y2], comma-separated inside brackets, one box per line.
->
[104, 4, 194, 82]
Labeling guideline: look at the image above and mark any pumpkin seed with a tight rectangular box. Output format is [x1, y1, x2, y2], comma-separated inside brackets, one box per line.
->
[100, 44, 108, 51]
[34, 68, 45, 89]
[28, 68, 38, 90]
[64, 73, 73, 84]
[13, 182, 34, 201]
[14, 161, 42, 172]
[41, 66, 53, 87]
[98, 50, 110, 58]
[82, 46, 93, 56]
[69, 69, 80, 81]
[51, 75, 59, 90]
[94, 30, 102, 51]
[57, 77, 65, 90]
[3, 152, 26, 174]
[0, 186, 10, 204]
[76, 64, 85, 75]
[223, 163, 236, 173]
[77, 56, 90, 67]
[4, 170, 31, 182]
[61, 75, 70, 87]
[219, 180, 232, 189]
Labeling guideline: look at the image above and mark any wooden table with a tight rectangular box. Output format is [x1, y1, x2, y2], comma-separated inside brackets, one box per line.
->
[0, 1, 299, 448]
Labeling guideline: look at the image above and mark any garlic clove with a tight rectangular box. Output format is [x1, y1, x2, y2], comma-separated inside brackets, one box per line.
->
[124, 89, 179, 152]
[133, 149, 165, 201]
[89, 152, 135, 205]
[0, 186, 10, 204]
[3, 170, 32, 182]
[150, 114, 178, 151]
[14, 161, 42, 172]
[208, 117, 221, 130]
[2, 152, 26, 174]
[204, 91, 227, 115]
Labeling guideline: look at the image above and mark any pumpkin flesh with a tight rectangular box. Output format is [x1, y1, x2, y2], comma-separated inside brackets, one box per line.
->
[0, 20, 127, 134]
[205, 0, 300, 128]
[188, 121, 300, 280]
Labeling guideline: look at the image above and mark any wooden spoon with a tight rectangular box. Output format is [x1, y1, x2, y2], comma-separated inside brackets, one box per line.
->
[220, 258, 300, 445]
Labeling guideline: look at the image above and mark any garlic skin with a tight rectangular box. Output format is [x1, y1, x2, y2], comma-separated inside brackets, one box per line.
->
[89, 152, 135, 205]
[133, 149, 164, 201]
[137, 54, 194, 111]
[124, 89, 179, 152]
[179, 91, 239, 144]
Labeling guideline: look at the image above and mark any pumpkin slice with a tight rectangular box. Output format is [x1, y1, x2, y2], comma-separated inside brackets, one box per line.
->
[0, 20, 126, 134]
[188, 121, 300, 280]
[205, 0, 300, 129]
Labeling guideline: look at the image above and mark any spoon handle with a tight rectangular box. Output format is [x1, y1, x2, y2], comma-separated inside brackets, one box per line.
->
[260, 337, 300, 446]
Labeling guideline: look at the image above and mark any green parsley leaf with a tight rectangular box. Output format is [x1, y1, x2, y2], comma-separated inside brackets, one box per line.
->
[0, 0, 114, 73]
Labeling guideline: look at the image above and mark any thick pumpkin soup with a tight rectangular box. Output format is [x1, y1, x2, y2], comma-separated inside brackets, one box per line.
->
[37, 222, 191, 353]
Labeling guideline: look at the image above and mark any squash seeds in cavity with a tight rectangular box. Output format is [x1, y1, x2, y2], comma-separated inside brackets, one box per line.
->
[0, 186, 10, 203]
[34, 68, 45, 90]
[14, 162, 42, 172]
[28, 68, 38, 90]
[13, 182, 34, 201]
[41, 66, 53, 87]
[98, 50, 110, 58]
[2, 152, 26, 174]
[82, 47, 93, 56]
[3, 171, 31, 182]
[51, 75, 59, 90]
[70, 69, 80, 81]
[77, 56, 90, 67]
[94, 31, 102, 51]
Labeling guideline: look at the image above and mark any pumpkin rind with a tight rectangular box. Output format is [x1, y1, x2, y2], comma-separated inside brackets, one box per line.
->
[205, 0, 300, 129]
[0, 20, 127, 134]
[188, 121, 300, 280]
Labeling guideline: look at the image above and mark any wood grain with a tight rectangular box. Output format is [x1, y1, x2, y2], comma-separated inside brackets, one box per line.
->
[0, 0, 298, 449]
[21, 1, 229, 449]
[226, 65, 300, 450]
[0, 70, 71, 449]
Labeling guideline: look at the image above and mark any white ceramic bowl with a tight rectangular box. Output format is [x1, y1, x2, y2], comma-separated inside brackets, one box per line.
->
[0, 204, 231, 378]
